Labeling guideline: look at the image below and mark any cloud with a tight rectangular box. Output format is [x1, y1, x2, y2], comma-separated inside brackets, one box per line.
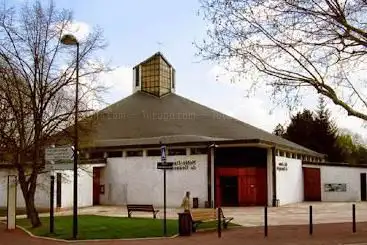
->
[207, 65, 367, 136]
[97, 66, 133, 105]
[63, 21, 91, 41]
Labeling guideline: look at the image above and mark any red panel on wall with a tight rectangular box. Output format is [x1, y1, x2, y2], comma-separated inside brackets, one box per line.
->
[93, 167, 101, 205]
[303, 167, 321, 201]
[255, 168, 268, 205]
[215, 167, 267, 207]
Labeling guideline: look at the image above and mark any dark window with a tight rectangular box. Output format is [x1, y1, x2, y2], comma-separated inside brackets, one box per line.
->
[107, 151, 122, 158]
[126, 150, 143, 157]
[172, 68, 175, 89]
[147, 149, 161, 156]
[190, 148, 207, 155]
[168, 148, 186, 156]
[215, 147, 267, 167]
[0, 153, 5, 161]
[90, 152, 104, 159]
[56, 173, 62, 208]
[135, 67, 140, 87]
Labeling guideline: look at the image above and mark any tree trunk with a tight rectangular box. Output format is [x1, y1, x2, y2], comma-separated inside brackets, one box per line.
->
[25, 193, 41, 228]
[18, 169, 42, 228]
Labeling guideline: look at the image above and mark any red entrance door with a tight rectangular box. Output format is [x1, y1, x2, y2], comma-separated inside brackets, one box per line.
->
[303, 167, 321, 201]
[215, 167, 267, 206]
[238, 174, 257, 206]
[93, 168, 101, 205]
[238, 168, 267, 206]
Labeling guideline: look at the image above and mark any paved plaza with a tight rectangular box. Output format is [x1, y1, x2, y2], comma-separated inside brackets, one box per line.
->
[20, 202, 367, 227]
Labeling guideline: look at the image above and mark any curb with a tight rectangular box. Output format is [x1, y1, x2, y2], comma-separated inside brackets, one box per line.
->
[16, 225, 179, 243]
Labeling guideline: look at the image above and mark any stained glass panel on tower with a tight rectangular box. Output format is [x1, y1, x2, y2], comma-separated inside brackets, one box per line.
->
[139, 53, 173, 97]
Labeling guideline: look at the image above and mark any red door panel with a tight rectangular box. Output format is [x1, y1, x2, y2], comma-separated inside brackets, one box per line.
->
[238, 175, 257, 206]
[215, 167, 267, 206]
[256, 168, 267, 205]
[93, 168, 101, 205]
[303, 167, 321, 201]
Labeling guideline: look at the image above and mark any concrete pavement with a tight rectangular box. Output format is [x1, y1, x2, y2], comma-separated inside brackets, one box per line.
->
[11, 202, 365, 227]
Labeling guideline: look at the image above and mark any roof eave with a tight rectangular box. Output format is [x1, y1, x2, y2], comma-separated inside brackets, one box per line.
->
[82, 138, 324, 157]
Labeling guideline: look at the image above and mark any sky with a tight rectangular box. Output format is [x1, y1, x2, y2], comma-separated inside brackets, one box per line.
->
[11, 0, 367, 138]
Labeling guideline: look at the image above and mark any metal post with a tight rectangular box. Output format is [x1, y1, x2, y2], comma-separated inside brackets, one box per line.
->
[352, 204, 356, 233]
[163, 168, 167, 236]
[72, 42, 80, 240]
[217, 207, 222, 238]
[264, 206, 268, 237]
[50, 175, 55, 233]
[309, 205, 313, 235]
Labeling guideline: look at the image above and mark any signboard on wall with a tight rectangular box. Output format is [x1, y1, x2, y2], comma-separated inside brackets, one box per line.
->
[324, 183, 347, 192]
[276, 162, 288, 171]
[157, 160, 198, 170]
[173, 160, 197, 170]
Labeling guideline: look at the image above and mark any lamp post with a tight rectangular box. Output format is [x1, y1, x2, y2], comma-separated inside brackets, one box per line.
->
[60, 34, 79, 239]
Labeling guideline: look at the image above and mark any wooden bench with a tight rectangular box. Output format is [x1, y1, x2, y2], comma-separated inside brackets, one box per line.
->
[190, 208, 234, 232]
[127, 204, 159, 219]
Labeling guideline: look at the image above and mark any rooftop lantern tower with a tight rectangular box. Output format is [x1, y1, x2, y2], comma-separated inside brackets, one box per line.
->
[133, 52, 176, 97]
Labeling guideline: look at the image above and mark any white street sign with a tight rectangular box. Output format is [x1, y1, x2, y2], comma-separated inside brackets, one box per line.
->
[45, 146, 73, 161]
[45, 163, 74, 171]
[161, 145, 166, 162]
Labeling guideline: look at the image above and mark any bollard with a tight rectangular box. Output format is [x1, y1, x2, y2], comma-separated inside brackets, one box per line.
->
[217, 207, 222, 238]
[264, 206, 268, 237]
[309, 205, 313, 235]
[352, 204, 356, 233]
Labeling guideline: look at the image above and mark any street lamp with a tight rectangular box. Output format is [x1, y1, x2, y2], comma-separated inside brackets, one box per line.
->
[60, 34, 79, 239]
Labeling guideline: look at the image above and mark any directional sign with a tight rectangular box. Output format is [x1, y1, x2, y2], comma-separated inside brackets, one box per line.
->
[157, 162, 173, 170]
[45, 163, 74, 171]
[45, 146, 73, 161]
[161, 145, 167, 163]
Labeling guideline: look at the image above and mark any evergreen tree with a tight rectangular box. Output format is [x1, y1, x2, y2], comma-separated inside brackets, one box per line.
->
[273, 123, 285, 137]
[314, 97, 343, 162]
[282, 98, 343, 162]
[283, 110, 316, 150]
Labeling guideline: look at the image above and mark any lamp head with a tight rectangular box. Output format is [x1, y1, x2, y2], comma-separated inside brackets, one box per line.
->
[61, 34, 79, 45]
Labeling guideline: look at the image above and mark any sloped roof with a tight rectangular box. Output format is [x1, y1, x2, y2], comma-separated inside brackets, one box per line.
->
[86, 91, 323, 156]
[133, 52, 173, 69]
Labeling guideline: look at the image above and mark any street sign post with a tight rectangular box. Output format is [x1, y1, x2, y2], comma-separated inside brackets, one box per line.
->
[45, 146, 73, 234]
[159, 144, 169, 236]
[157, 162, 173, 170]
[160, 145, 166, 162]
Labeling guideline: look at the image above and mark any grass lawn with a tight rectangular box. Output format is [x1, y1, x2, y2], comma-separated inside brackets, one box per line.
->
[16, 215, 240, 240]
[17, 215, 178, 240]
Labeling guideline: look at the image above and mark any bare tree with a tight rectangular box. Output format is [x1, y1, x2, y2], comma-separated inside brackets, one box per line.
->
[0, 1, 107, 227]
[198, 0, 367, 121]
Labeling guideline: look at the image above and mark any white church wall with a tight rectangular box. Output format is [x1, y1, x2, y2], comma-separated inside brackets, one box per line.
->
[276, 156, 303, 206]
[100, 154, 207, 208]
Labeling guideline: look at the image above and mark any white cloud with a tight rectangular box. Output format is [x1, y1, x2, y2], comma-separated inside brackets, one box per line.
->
[63, 21, 91, 41]
[206, 65, 367, 136]
[97, 66, 133, 105]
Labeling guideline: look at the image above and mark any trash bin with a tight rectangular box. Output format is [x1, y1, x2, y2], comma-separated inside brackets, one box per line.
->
[178, 212, 192, 236]
[193, 197, 199, 208]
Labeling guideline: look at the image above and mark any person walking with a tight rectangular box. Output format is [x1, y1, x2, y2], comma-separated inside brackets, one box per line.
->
[181, 191, 191, 212]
